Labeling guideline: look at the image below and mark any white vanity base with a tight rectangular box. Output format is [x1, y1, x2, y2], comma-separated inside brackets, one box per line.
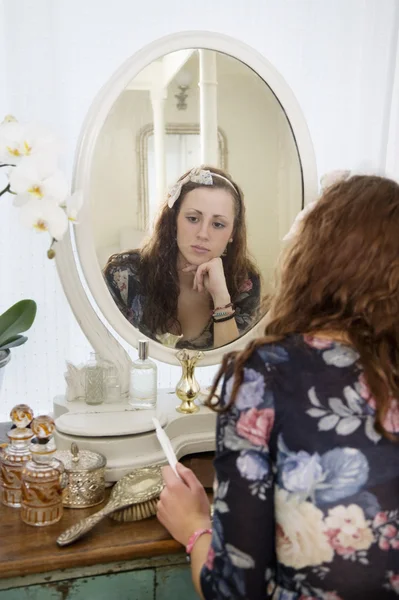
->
[53, 390, 216, 482]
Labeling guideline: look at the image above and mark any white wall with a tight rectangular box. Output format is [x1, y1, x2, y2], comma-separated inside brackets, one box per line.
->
[0, 0, 398, 420]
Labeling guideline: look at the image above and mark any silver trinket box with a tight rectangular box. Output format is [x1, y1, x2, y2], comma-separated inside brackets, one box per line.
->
[55, 442, 106, 508]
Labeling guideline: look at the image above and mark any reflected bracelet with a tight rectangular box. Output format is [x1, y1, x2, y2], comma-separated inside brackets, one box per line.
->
[212, 302, 234, 313]
[213, 311, 236, 323]
[213, 310, 231, 318]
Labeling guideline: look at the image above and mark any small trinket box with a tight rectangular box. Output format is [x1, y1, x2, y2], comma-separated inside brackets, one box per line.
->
[56, 442, 106, 508]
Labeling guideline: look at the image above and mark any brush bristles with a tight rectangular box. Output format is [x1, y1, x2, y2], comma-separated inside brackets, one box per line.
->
[109, 497, 159, 522]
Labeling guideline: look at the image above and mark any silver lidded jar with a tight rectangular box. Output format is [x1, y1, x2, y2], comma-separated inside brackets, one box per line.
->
[55, 442, 106, 508]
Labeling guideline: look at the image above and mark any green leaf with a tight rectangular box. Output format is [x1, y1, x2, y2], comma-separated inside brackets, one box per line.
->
[0, 334, 28, 350]
[0, 300, 37, 348]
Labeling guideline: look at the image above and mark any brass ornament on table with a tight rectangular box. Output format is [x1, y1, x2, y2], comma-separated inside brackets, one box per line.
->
[55, 442, 106, 509]
[175, 349, 204, 414]
[56, 465, 164, 547]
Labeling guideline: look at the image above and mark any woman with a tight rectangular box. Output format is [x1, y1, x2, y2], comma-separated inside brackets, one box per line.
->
[157, 174, 399, 599]
[104, 166, 260, 349]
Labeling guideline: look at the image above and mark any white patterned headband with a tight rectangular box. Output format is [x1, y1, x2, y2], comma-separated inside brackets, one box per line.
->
[283, 169, 352, 241]
[167, 167, 237, 208]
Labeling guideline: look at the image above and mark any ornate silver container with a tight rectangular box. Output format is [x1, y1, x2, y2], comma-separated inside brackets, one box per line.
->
[55, 442, 106, 508]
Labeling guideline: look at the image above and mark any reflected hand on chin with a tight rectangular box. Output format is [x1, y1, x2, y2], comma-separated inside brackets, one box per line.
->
[182, 257, 229, 301]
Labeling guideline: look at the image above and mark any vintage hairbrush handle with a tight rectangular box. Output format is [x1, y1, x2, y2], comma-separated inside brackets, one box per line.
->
[56, 498, 133, 546]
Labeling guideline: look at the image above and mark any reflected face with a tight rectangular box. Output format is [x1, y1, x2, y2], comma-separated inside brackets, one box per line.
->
[176, 187, 235, 265]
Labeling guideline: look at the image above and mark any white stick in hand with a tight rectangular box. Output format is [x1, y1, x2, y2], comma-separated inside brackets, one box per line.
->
[152, 417, 181, 479]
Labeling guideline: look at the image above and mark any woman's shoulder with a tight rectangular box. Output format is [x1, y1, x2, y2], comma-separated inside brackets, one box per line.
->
[236, 337, 299, 384]
[232, 335, 311, 383]
[220, 338, 294, 409]
[235, 271, 261, 305]
[250, 334, 356, 370]
[253, 333, 352, 359]
[103, 249, 141, 275]
[253, 337, 294, 363]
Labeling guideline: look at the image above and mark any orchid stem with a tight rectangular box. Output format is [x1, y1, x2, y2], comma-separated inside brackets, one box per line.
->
[0, 184, 10, 197]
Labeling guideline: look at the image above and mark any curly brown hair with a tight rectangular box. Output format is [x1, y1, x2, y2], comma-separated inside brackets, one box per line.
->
[208, 174, 399, 442]
[106, 166, 259, 336]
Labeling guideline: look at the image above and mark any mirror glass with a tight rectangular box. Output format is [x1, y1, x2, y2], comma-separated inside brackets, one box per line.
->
[90, 49, 302, 351]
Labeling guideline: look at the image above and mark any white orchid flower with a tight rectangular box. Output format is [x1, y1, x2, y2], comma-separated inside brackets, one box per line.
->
[0, 118, 25, 163]
[0, 117, 60, 166]
[10, 158, 69, 206]
[0, 114, 81, 257]
[62, 190, 83, 222]
[19, 197, 68, 241]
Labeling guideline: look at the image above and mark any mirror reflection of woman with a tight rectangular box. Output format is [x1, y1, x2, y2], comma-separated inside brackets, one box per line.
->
[104, 166, 260, 349]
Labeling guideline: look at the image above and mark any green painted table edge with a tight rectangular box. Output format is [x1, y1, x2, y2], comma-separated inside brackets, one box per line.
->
[0, 551, 189, 591]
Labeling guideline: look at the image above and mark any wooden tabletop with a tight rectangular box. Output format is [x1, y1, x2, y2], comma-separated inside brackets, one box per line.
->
[0, 422, 215, 580]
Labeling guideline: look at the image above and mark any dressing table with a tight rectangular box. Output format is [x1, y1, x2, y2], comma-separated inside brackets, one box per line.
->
[0, 29, 317, 600]
[0, 419, 213, 599]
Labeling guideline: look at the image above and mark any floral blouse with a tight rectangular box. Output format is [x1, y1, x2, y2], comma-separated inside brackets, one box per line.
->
[200, 334, 399, 599]
[103, 251, 261, 349]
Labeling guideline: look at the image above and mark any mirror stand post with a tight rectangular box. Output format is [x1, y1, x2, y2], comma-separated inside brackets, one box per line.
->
[175, 350, 204, 414]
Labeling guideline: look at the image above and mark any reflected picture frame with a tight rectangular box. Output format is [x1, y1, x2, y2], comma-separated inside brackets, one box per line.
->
[136, 123, 228, 231]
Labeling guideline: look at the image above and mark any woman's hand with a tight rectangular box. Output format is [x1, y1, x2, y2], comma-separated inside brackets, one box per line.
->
[182, 257, 230, 306]
[157, 463, 212, 546]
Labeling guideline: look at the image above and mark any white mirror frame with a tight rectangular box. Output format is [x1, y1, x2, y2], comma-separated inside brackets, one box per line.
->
[55, 31, 318, 395]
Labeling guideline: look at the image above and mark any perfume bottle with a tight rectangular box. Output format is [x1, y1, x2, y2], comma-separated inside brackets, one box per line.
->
[21, 415, 66, 527]
[129, 340, 157, 408]
[84, 352, 110, 405]
[0, 404, 34, 508]
[104, 364, 121, 404]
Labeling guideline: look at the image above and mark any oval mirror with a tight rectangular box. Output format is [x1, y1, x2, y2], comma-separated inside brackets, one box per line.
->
[60, 32, 317, 369]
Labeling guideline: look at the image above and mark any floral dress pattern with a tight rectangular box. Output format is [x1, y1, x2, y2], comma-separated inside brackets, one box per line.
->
[200, 334, 399, 599]
[103, 251, 261, 349]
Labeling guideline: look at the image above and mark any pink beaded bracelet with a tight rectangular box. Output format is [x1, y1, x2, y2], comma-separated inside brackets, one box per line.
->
[186, 528, 212, 555]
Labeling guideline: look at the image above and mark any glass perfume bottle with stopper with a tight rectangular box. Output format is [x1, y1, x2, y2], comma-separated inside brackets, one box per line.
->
[129, 340, 157, 409]
[0, 404, 34, 508]
[21, 415, 66, 526]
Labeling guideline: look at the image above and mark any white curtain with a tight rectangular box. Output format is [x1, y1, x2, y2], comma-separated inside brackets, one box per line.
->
[0, 192, 91, 421]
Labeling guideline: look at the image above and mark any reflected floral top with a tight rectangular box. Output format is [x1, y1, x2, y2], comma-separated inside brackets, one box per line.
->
[103, 251, 261, 349]
[200, 334, 399, 600]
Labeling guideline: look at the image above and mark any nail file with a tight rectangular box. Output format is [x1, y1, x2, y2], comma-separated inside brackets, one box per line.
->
[152, 417, 181, 479]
